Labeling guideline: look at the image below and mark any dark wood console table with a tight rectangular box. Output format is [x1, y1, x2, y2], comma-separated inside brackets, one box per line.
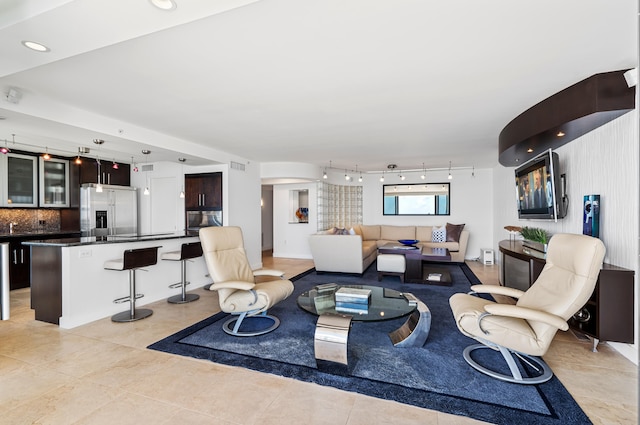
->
[499, 240, 634, 350]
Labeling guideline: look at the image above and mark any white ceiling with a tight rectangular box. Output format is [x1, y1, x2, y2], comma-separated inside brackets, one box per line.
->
[0, 0, 636, 171]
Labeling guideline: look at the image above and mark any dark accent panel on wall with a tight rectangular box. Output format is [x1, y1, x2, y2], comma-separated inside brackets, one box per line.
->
[499, 70, 636, 166]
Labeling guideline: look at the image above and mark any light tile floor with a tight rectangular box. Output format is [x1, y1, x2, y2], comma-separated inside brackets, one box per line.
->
[0, 256, 636, 424]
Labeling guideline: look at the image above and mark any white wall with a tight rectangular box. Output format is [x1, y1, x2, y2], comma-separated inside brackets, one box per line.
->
[492, 110, 639, 362]
[272, 182, 317, 259]
[320, 167, 495, 260]
[134, 159, 263, 270]
[131, 161, 185, 235]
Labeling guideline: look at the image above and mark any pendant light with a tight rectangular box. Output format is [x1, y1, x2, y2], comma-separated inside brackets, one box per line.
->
[93, 139, 105, 192]
[142, 150, 151, 195]
[178, 158, 186, 198]
[0, 134, 14, 154]
[95, 158, 103, 192]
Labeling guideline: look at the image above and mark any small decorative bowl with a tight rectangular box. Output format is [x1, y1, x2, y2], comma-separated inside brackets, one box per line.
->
[398, 239, 419, 246]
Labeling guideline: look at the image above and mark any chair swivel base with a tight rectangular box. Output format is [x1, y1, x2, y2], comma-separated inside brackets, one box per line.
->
[222, 314, 280, 337]
[111, 308, 153, 323]
[463, 343, 553, 385]
[167, 293, 200, 304]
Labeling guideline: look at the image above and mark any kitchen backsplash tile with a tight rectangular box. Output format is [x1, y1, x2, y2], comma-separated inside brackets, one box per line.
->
[0, 209, 61, 233]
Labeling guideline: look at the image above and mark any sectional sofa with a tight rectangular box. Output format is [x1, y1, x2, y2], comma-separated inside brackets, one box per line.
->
[308, 224, 469, 274]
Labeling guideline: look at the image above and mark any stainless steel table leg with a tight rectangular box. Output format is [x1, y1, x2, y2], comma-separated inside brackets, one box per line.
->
[314, 313, 352, 367]
[389, 293, 431, 347]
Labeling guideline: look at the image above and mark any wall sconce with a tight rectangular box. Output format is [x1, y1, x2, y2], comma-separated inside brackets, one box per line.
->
[42, 147, 51, 160]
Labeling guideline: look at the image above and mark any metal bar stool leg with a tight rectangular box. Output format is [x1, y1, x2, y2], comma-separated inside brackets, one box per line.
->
[112, 268, 153, 323]
[168, 259, 200, 304]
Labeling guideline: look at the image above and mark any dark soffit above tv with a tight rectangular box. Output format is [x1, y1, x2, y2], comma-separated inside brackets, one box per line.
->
[498, 69, 636, 167]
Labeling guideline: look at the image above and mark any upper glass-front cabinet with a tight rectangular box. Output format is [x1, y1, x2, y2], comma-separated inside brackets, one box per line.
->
[39, 157, 70, 207]
[0, 153, 38, 207]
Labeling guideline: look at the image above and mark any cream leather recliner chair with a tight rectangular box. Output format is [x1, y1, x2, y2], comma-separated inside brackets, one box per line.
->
[200, 226, 294, 336]
[449, 233, 605, 384]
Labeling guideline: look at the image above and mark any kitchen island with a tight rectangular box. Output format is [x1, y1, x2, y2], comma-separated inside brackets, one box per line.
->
[24, 233, 210, 328]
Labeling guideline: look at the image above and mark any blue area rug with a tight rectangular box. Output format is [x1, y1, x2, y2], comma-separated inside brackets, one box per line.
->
[148, 263, 591, 425]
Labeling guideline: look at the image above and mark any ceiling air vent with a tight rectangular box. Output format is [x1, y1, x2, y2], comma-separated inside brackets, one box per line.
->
[141, 164, 153, 172]
[230, 161, 245, 171]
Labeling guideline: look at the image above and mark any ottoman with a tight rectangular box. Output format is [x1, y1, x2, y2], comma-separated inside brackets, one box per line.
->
[377, 254, 406, 282]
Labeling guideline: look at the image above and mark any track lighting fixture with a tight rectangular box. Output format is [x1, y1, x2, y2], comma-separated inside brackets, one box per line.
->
[318, 161, 473, 183]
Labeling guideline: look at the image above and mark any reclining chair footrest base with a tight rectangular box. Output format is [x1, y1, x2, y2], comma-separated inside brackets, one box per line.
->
[167, 293, 200, 304]
[111, 308, 153, 323]
[463, 344, 553, 385]
[223, 314, 280, 337]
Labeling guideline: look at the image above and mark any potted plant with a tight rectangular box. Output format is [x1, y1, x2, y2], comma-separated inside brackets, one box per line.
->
[519, 226, 550, 253]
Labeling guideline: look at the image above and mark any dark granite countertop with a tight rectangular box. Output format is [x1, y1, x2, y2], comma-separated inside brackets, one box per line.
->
[22, 232, 196, 247]
[0, 230, 81, 241]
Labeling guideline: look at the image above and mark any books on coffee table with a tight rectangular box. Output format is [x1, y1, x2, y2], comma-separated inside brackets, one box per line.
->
[335, 287, 371, 304]
[427, 273, 442, 282]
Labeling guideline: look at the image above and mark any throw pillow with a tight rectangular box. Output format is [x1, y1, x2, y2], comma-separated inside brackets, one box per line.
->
[348, 227, 356, 235]
[432, 225, 447, 243]
[446, 223, 465, 242]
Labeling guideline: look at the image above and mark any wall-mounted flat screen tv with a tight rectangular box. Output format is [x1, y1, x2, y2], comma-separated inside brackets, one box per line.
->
[515, 150, 565, 221]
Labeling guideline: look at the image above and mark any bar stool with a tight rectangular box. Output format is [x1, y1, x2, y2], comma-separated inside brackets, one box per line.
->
[104, 246, 160, 322]
[161, 242, 202, 304]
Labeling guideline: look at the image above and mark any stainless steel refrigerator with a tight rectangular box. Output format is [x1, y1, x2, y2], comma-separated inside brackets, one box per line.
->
[80, 184, 138, 237]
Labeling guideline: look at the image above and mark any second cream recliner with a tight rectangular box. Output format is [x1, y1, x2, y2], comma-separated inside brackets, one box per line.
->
[449, 233, 605, 384]
[200, 226, 294, 336]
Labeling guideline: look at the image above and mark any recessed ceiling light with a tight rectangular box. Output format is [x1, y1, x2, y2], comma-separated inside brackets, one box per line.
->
[21, 40, 50, 52]
[150, 0, 177, 10]
[527, 148, 534, 153]
[557, 131, 565, 137]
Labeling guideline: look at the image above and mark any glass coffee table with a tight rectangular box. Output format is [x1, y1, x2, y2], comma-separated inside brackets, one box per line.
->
[297, 284, 415, 321]
[297, 284, 431, 368]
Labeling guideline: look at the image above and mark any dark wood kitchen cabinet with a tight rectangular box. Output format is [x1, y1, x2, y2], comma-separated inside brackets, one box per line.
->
[79, 157, 130, 186]
[8, 239, 30, 290]
[1, 232, 78, 290]
[185, 172, 222, 210]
